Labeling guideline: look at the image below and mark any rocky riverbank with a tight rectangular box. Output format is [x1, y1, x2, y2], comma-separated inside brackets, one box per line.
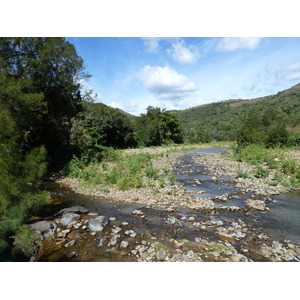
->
[29, 145, 300, 262]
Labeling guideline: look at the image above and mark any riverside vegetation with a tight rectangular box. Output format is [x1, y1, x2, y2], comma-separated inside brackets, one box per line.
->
[0, 37, 300, 261]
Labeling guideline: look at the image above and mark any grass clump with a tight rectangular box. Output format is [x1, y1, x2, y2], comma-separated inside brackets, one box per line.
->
[231, 144, 300, 188]
[211, 243, 228, 252]
[236, 165, 250, 179]
[253, 166, 271, 178]
[64, 147, 178, 191]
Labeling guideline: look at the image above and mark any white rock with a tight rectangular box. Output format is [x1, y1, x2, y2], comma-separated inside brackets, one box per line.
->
[130, 232, 136, 238]
[120, 241, 129, 248]
[65, 240, 76, 248]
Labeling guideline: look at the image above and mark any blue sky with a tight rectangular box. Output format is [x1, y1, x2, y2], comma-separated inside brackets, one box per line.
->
[66, 37, 300, 115]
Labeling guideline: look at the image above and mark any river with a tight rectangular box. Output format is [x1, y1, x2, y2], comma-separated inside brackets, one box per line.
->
[29, 147, 300, 261]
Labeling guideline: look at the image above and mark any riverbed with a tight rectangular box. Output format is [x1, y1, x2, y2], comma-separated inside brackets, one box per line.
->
[30, 147, 300, 262]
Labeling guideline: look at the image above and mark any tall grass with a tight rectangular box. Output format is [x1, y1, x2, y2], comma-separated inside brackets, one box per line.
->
[231, 144, 300, 187]
[64, 147, 177, 191]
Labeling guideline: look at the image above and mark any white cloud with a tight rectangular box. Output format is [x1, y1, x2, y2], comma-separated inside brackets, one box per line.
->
[267, 61, 300, 81]
[167, 39, 200, 64]
[141, 37, 174, 53]
[283, 62, 300, 80]
[137, 65, 197, 101]
[217, 37, 263, 52]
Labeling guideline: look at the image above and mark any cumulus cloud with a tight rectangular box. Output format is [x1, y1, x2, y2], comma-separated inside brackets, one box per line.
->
[217, 37, 263, 52]
[137, 65, 197, 101]
[167, 39, 200, 64]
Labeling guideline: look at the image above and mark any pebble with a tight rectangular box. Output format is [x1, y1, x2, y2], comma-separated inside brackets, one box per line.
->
[109, 217, 116, 221]
[112, 227, 122, 234]
[67, 251, 77, 259]
[122, 222, 129, 226]
[65, 240, 76, 248]
[120, 241, 129, 248]
[156, 248, 166, 261]
[131, 249, 138, 255]
[110, 239, 117, 246]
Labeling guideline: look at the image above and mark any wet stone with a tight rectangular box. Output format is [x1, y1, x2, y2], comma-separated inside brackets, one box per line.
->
[156, 249, 166, 261]
[67, 251, 77, 259]
[120, 241, 129, 248]
[60, 213, 80, 226]
[65, 240, 76, 248]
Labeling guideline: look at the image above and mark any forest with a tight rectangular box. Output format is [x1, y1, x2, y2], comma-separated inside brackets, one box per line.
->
[0, 37, 300, 259]
[173, 85, 300, 144]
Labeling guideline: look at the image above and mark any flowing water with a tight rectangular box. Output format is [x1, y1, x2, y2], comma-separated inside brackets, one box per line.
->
[174, 147, 300, 245]
[29, 147, 300, 261]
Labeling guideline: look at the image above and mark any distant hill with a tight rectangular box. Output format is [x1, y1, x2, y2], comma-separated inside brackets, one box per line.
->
[171, 83, 300, 141]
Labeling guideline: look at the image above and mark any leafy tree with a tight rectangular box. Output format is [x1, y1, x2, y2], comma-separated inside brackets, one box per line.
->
[0, 37, 88, 160]
[70, 102, 137, 154]
[134, 106, 183, 147]
[0, 37, 88, 258]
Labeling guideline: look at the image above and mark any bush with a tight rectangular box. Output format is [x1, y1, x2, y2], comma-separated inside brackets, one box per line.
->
[253, 166, 270, 178]
[237, 166, 250, 178]
[266, 125, 289, 148]
[286, 133, 300, 147]
[13, 226, 41, 257]
[281, 158, 299, 175]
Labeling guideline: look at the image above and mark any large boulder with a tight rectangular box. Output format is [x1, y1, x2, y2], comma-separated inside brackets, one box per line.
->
[60, 213, 80, 226]
[54, 206, 88, 216]
[28, 220, 57, 238]
[88, 216, 108, 232]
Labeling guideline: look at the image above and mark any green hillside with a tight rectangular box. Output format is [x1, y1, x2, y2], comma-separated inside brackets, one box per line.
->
[172, 83, 300, 142]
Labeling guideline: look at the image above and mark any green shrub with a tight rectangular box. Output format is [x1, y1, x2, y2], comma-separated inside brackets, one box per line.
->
[286, 133, 300, 147]
[266, 125, 289, 148]
[281, 158, 299, 175]
[13, 226, 41, 257]
[145, 167, 159, 179]
[253, 166, 270, 178]
[236, 166, 250, 178]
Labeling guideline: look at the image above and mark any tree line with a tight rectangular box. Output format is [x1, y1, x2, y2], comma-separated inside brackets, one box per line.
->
[0, 37, 183, 259]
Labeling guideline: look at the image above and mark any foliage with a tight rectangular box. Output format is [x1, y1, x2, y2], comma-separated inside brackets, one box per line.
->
[12, 226, 41, 257]
[253, 166, 271, 178]
[286, 133, 300, 147]
[173, 84, 300, 142]
[70, 102, 137, 154]
[134, 106, 183, 147]
[64, 149, 178, 191]
[231, 144, 300, 187]
[0, 37, 86, 257]
[0, 37, 88, 160]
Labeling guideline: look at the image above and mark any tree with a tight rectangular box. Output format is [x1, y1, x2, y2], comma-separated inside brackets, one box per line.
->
[0, 37, 88, 258]
[0, 37, 88, 160]
[134, 106, 183, 147]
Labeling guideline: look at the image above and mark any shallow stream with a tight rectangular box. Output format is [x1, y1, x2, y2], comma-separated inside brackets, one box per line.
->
[31, 147, 300, 261]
